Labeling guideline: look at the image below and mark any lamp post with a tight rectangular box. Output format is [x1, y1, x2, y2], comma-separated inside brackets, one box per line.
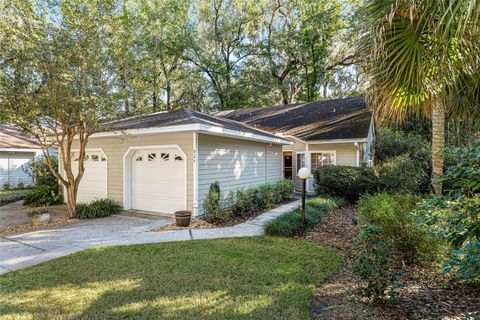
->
[298, 167, 310, 225]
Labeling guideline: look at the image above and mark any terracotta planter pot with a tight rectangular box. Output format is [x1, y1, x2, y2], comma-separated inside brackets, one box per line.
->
[174, 210, 192, 227]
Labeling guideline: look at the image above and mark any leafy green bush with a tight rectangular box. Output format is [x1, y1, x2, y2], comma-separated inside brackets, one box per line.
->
[203, 187, 229, 222]
[442, 142, 480, 196]
[374, 129, 431, 192]
[375, 129, 431, 169]
[265, 196, 340, 237]
[22, 156, 59, 186]
[413, 142, 480, 282]
[314, 156, 426, 201]
[75, 199, 121, 219]
[314, 166, 378, 201]
[358, 193, 436, 264]
[444, 242, 480, 282]
[351, 226, 401, 302]
[0, 189, 29, 206]
[203, 180, 295, 221]
[23, 184, 63, 207]
[376, 155, 424, 193]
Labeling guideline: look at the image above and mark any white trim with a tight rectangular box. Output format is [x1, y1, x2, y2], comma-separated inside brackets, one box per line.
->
[304, 138, 368, 144]
[192, 132, 199, 216]
[0, 148, 41, 153]
[84, 124, 293, 145]
[122, 144, 188, 212]
[355, 142, 360, 167]
[309, 150, 337, 167]
[305, 144, 311, 192]
[65, 148, 108, 203]
[295, 151, 305, 175]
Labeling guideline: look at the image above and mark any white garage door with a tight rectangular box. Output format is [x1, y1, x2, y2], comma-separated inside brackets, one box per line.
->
[131, 147, 186, 214]
[72, 150, 107, 203]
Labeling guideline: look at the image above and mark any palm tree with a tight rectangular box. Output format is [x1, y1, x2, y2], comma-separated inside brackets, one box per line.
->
[361, 0, 480, 194]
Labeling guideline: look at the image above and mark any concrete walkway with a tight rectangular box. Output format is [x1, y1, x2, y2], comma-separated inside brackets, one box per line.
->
[0, 200, 300, 275]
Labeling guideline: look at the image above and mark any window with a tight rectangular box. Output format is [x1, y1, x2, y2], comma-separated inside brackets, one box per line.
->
[147, 153, 157, 161]
[100, 155, 107, 162]
[91, 154, 99, 162]
[161, 153, 170, 161]
[310, 152, 335, 171]
[296, 153, 305, 174]
[174, 154, 183, 161]
[135, 155, 143, 162]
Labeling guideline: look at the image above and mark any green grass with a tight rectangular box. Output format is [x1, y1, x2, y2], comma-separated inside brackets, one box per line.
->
[0, 189, 29, 206]
[265, 196, 343, 237]
[0, 236, 342, 320]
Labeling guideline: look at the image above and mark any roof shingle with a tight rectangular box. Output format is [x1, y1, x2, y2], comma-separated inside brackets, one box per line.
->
[0, 125, 40, 150]
[215, 97, 372, 141]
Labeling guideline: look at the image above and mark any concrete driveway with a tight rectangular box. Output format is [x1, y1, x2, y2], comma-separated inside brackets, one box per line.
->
[0, 212, 176, 274]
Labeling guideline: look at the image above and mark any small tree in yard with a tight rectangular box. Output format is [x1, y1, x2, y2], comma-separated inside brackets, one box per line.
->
[0, 0, 117, 217]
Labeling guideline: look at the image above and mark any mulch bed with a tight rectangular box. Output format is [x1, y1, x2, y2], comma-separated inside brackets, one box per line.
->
[153, 199, 297, 231]
[305, 205, 480, 320]
[0, 204, 74, 237]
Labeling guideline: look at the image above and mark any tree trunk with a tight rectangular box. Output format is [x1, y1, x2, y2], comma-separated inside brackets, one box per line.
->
[65, 183, 77, 218]
[431, 99, 445, 195]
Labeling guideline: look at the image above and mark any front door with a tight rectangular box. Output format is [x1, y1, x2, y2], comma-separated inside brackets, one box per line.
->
[283, 152, 292, 179]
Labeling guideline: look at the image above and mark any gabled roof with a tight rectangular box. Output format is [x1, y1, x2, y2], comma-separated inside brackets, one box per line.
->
[215, 97, 372, 141]
[0, 125, 40, 150]
[100, 108, 291, 144]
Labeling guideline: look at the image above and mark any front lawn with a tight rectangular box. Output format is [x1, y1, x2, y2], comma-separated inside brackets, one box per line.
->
[0, 189, 29, 206]
[0, 236, 342, 320]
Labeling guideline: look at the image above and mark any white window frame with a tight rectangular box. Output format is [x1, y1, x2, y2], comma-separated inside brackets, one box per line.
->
[295, 151, 305, 175]
[309, 150, 337, 172]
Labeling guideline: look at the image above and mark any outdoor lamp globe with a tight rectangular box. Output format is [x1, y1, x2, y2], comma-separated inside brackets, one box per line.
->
[298, 167, 310, 180]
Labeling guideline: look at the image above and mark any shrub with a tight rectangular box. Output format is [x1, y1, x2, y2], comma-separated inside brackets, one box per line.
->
[265, 196, 340, 237]
[414, 195, 480, 281]
[358, 193, 436, 264]
[75, 199, 121, 219]
[444, 242, 480, 282]
[0, 189, 29, 205]
[22, 156, 58, 186]
[375, 129, 431, 169]
[203, 189, 228, 222]
[351, 226, 401, 302]
[3, 182, 11, 190]
[204, 180, 294, 221]
[314, 166, 378, 201]
[23, 184, 63, 207]
[376, 155, 424, 193]
[442, 142, 480, 196]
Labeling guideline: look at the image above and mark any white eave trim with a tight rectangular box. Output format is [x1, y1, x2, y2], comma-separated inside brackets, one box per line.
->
[304, 138, 368, 144]
[85, 123, 292, 145]
[0, 148, 42, 153]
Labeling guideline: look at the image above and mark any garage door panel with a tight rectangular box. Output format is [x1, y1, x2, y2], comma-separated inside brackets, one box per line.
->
[131, 148, 186, 214]
[72, 151, 107, 203]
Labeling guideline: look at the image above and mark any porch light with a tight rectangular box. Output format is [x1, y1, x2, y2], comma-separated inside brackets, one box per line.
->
[298, 167, 310, 225]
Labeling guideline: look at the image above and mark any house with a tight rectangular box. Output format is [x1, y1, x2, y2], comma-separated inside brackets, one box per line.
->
[66, 97, 373, 216]
[0, 125, 43, 189]
[216, 96, 374, 192]
[66, 109, 291, 216]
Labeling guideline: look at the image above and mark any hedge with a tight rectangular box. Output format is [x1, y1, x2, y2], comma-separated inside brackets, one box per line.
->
[264, 196, 343, 237]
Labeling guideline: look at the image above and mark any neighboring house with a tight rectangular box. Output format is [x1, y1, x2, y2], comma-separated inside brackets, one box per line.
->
[0, 125, 42, 189]
[65, 97, 373, 216]
[216, 96, 374, 192]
